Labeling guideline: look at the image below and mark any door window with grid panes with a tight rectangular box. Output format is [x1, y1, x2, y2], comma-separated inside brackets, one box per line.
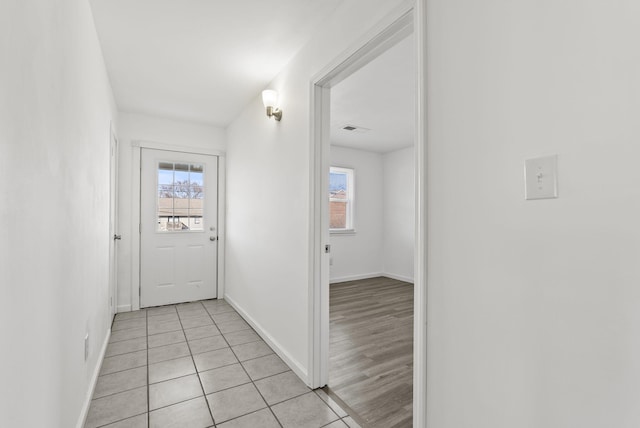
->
[157, 162, 204, 231]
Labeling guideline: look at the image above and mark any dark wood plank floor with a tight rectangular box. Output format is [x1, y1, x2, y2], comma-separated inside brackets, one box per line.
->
[329, 276, 413, 428]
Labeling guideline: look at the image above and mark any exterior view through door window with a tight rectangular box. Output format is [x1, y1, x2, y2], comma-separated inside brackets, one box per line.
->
[157, 162, 204, 231]
[329, 166, 354, 231]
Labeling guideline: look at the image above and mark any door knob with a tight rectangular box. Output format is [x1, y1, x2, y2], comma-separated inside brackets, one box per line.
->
[114, 234, 122, 240]
[210, 236, 217, 241]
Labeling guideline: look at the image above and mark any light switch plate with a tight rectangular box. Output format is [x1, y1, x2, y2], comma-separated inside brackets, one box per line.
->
[524, 155, 558, 200]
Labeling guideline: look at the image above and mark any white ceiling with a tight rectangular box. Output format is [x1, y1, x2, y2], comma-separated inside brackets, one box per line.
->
[330, 34, 415, 154]
[89, 0, 343, 127]
[89, 0, 414, 144]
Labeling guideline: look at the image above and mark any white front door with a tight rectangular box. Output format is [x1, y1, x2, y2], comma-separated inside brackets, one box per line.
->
[140, 148, 218, 307]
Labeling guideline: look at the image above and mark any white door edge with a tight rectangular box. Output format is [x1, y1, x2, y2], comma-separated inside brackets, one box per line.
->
[109, 122, 119, 319]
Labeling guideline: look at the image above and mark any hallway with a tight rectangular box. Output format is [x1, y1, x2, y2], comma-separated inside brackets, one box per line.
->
[85, 299, 360, 428]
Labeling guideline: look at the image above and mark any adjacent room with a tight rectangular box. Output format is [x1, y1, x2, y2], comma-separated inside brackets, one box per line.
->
[326, 34, 415, 427]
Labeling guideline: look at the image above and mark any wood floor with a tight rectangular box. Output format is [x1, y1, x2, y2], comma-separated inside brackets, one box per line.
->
[329, 276, 413, 427]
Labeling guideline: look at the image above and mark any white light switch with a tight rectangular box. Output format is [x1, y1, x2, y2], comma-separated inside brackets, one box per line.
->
[524, 155, 558, 200]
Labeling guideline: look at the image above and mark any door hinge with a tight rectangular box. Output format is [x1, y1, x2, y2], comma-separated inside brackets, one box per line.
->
[324, 244, 331, 254]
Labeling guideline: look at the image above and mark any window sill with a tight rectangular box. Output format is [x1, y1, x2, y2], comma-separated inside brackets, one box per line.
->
[330, 229, 356, 235]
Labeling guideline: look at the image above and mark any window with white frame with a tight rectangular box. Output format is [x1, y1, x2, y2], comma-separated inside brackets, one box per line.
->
[329, 166, 354, 231]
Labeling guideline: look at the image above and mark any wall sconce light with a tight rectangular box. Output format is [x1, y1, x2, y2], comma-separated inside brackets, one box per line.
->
[262, 89, 282, 121]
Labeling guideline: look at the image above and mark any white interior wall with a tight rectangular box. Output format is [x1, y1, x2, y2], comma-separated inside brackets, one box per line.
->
[329, 146, 384, 282]
[116, 112, 226, 312]
[0, 0, 118, 426]
[225, 0, 409, 381]
[427, 1, 640, 427]
[382, 146, 414, 282]
[328, 145, 414, 283]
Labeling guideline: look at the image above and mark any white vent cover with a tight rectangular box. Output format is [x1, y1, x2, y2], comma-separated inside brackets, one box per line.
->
[340, 124, 371, 133]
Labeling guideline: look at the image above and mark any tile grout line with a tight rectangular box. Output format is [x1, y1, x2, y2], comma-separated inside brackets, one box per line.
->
[109, 329, 260, 372]
[145, 358, 301, 399]
[219, 306, 344, 427]
[107, 331, 148, 344]
[201, 300, 241, 427]
[314, 390, 357, 427]
[178, 301, 217, 427]
[90, 381, 148, 402]
[208, 305, 284, 428]
[94, 410, 148, 428]
[212, 300, 346, 427]
[108, 301, 350, 428]
[98, 355, 147, 377]
[146, 392, 210, 414]
[93, 312, 148, 428]
[115, 301, 348, 428]
[89, 315, 148, 428]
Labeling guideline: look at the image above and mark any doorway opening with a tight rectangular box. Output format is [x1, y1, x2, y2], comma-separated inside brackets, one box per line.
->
[309, 4, 427, 428]
[326, 31, 415, 426]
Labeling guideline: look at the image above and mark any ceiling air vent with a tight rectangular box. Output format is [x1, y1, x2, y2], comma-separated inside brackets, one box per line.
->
[340, 124, 371, 133]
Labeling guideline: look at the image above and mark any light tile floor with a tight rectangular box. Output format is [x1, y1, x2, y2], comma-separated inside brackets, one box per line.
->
[85, 299, 361, 428]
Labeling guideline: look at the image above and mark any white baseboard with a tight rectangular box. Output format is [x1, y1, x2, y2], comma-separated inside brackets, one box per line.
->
[382, 272, 414, 284]
[76, 328, 111, 428]
[223, 294, 308, 384]
[329, 272, 383, 284]
[330, 272, 414, 284]
[116, 304, 132, 313]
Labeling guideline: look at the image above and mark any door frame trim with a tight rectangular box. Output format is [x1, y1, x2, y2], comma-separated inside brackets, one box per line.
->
[109, 121, 119, 319]
[307, 1, 428, 427]
[131, 141, 226, 310]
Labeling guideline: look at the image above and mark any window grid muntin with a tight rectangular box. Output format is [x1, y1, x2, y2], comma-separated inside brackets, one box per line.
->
[156, 161, 205, 232]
